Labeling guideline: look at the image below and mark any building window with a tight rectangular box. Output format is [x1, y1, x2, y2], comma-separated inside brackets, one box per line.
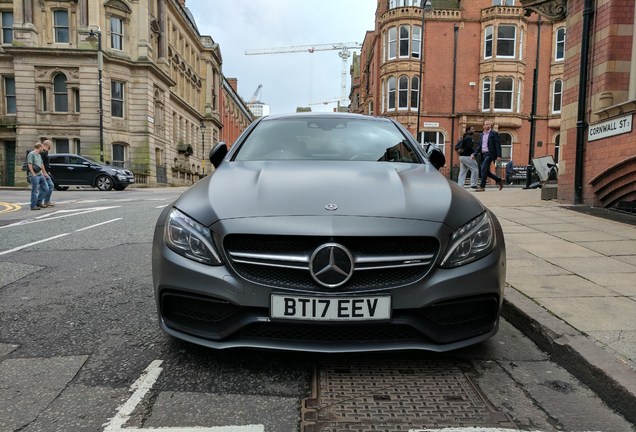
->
[482, 78, 491, 111]
[387, 76, 396, 111]
[4, 76, 15, 114]
[55, 138, 70, 153]
[517, 78, 522, 112]
[53, 10, 69, 43]
[423, 131, 446, 154]
[499, 133, 512, 159]
[552, 79, 563, 113]
[493, 0, 515, 5]
[398, 76, 409, 110]
[388, 27, 397, 60]
[494, 77, 514, 111]
[554, 134, 560, 163]
[110, 16, 123, 50]
[368, 101, 373, 115]
[497, 25, 516, 58]
[399, 25, 410, 58]
[53, 73, 68, 112]
[73, 88, 80, 112]
[412, 25, 421, 59]
[381, 81, 385, 112]
[112, 143, 126, 167]
[39, 87, 47, 111]
[111, 81, 124, 117]
[555, 27, 566, 61]
[1, 11, 13, 44]
[484, 26, 493, 59]
[411, 76, 419, 110]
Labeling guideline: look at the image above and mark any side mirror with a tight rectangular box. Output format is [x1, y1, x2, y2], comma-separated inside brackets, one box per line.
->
[210, 142, 228, 168]
[428, 147, 446, 170]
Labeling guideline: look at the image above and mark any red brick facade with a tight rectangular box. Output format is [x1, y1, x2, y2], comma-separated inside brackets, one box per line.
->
[351, 0, 565, 178]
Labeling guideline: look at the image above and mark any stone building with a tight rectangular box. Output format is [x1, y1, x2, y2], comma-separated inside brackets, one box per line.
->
[521, 0, 636, 208]
[0, 0, 253, 187]
[351, 0, 565, 178]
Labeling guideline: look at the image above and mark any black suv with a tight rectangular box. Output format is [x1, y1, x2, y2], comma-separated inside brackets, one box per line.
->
[48, 154, 135, 191]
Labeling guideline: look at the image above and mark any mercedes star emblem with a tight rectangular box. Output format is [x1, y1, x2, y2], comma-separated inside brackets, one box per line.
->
[309, 243, 354, 288]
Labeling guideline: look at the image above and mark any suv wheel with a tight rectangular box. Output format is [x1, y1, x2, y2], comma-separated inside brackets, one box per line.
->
[96, 175, 114, 191]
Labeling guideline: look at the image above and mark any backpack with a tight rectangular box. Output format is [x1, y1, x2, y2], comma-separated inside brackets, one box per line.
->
[454, 138, 464, 153]
[21, 150, 30, 172]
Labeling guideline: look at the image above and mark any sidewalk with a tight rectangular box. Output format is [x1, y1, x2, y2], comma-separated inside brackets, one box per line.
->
[474, 187, 636, 424]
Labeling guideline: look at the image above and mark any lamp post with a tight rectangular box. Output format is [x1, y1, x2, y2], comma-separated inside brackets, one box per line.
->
[88, 29, 104, 162]
[415, 0, 433, 144]
[200, 122, 206, 175]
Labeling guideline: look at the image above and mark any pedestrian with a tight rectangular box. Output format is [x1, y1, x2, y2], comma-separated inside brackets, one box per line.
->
[27, 142, 50, 210]
[471, 120, 504, 192]
[505, 159, 516, 185]
[456, 126, 479, 189]
[40, 139, 55, 207]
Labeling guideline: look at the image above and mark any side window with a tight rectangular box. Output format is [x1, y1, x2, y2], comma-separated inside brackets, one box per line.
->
[1, 11, 13, 44]
[53, 10, 69, 43]
[410, 76, 419, 110]
[69, 155, 84, 164]
[387, 76, 396, 111]
[49, 156, 64, 164]
[482, 77, 491, 111]
[484, 26, 493, 59]
[388, 27, 397, 60]
[411, 26, 421, 59]
[552, 79, 563, 113]
[4, 76, 16, 114]
[555, 27, 566, 61]
[111, 80, 125, 117]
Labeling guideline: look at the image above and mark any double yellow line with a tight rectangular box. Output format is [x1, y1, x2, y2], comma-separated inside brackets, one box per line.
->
[0, 202, 21, 214]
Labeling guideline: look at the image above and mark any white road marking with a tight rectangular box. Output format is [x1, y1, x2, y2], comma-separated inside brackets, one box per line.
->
[103, 360, 264, 432]
[0, 206, 121, 229]
[0, 218, 121, 256]
[155, 204, 169, 209]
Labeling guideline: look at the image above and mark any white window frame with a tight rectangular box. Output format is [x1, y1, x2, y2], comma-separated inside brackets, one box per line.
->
[399, 25, 410, 58]
[388, 27, 397, 60]
[398, 75, 409, 110]
[494, 76, 514, 111]
[552, 79, 563, 113]
[555, 27, 566, 61]
[482, 77, 491, 111]
[412, 25, 421, 59]
[387, 76, 396, 111]
[496, 25, 517, 58]
[411, 76, 419, 111]
[484, 26, 493, 59]
[516, 78, 522, 112]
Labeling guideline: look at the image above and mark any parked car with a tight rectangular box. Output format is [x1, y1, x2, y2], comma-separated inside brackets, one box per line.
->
[152, 113, 506, 353]
[48, 153, 135, 191]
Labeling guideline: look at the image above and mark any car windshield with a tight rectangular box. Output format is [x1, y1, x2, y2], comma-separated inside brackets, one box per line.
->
[234, 117, 421, 163]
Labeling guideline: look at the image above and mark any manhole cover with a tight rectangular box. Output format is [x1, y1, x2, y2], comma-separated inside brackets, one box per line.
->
[301, 360, 515, 431]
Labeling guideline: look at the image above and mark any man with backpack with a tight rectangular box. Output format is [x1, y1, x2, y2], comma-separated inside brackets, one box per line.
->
[27, 142, 50, 210]
[456, 126, 479, 189]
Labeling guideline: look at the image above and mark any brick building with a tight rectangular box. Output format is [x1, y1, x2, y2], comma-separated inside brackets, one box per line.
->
[351, 0, 565, 179]
[0, 0, 252, 187]
[520, 0, 635, 208]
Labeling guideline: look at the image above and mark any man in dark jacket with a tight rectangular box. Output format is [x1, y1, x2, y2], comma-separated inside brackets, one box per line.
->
[456, 126, 479, 189]
[40, 140, 55, 206]
[471, 120, 504, 191]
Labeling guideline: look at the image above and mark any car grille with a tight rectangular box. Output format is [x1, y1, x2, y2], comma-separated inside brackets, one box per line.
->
[224, 234, 439, 292]
[161, 292, 499, 345]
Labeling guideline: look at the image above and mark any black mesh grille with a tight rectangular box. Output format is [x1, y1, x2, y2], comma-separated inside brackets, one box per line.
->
[224, 234, 439, 292]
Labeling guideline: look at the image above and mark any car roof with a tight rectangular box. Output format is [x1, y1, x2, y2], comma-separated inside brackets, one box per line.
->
[260, 112, 392, 123]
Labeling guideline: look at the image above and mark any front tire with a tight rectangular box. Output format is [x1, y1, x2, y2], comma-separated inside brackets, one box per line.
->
[113, 185, 127, 191]
[96, 175, 114, 191]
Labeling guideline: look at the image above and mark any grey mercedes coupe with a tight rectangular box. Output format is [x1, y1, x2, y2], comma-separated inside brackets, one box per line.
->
[152, 113, 506, 352]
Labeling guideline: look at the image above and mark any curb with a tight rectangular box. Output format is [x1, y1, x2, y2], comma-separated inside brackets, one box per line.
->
[502, 287, 636, 425]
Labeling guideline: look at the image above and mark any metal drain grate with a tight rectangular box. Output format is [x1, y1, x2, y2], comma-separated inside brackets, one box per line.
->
[301, 360, 515, 431]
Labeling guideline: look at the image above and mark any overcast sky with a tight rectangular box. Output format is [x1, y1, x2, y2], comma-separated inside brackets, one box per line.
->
[185, 1, 378, 114]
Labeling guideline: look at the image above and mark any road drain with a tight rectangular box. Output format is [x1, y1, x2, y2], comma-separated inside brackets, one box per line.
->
[301, 360, 515, 431]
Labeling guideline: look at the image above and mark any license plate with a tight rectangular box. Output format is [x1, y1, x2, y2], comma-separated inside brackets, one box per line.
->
[271, 294, 391, 321]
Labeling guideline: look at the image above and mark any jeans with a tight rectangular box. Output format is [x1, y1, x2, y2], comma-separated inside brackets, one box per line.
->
[479, 153, 502, 188]
[29, 174, 49, 208]
[457, 155, 479, 188]
[43, 175, 54, 203]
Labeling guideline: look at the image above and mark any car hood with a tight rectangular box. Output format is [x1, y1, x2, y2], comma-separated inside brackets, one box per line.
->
[175, 161, 486, 228]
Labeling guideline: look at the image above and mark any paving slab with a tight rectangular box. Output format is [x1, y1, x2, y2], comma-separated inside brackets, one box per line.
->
[537, 296, 636, 332]
[515, 241, 603, 258]
[505, 274, 617, 298]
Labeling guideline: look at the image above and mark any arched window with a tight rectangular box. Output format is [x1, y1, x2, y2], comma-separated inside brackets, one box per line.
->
[399, 25, 410, 58]
[494, 77, 513, 111]
[499, 132, 512, 159]
[398, 75, 409, 110]
[482, 78, 491, 111]
[552, 79, 563, 113]
[53, 73, 68, 112]
[387, 76, 396, 111]
[411, 76, 420, 110]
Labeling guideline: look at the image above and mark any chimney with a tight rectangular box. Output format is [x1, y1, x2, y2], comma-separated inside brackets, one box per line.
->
[227, 78, 238, 92]
[177, 0, 186, 6]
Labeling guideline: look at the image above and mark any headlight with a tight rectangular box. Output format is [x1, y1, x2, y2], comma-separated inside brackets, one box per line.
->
[440, 211, 495, 268]
[163, 208, 222, 265]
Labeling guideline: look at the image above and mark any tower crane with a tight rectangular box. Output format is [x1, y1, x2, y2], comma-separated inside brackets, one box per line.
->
[245, 42, 361, 106]
[249, 84, 263, 104]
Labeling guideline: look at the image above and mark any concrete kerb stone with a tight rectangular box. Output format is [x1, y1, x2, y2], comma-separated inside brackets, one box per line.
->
[502, 286, 636, 425]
